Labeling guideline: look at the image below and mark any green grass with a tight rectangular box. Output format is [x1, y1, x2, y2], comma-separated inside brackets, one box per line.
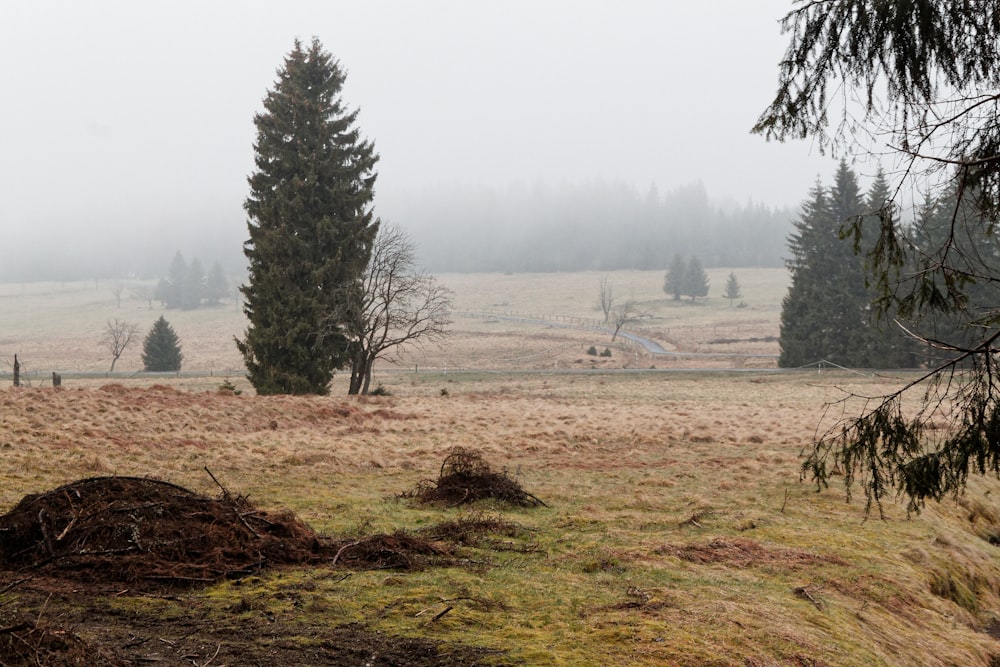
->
[4, 276, 1000, 665]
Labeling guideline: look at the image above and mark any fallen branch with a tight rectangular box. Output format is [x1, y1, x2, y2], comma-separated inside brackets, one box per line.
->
[330, 539, 364, 567]
[429, 606, 453, 623]
[793, 585, 824, 610]
[204, 467, 260, 538]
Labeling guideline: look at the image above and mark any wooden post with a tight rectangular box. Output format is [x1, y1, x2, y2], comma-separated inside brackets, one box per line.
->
[13, 355, 19, 387]
[52, 372, 61, 388]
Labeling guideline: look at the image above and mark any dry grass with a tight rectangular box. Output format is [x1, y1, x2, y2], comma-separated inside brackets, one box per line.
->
[0, 269, 786, 375]
[3, 273, 1000, 664]
[2, 372, 1000, 665]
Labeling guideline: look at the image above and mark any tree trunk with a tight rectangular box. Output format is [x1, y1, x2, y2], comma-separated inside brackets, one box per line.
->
[348, 347, 364, 395]
[361, 358, 375, 395]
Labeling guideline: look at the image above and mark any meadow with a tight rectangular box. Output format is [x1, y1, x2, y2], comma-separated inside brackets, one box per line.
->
[1, 270, 1000, 665]
[0, 267, 783, 378]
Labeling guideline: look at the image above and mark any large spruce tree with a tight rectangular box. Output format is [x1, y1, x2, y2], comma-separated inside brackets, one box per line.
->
[237, 38, 379, 395]
[779, 162, 913, 368]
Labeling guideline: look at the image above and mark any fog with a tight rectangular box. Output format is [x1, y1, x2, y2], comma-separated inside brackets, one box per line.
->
[2, 1, 840, 281]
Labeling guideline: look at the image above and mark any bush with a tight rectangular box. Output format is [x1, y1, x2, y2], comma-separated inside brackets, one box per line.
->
[370, 384, 391, 396]
[586, 346, 598, 356]
[600, 348, 612, 357]
[218, 379, 242, 396]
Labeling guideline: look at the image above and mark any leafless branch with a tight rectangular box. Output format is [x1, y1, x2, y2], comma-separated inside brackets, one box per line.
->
[323, 224, 453, 394]
[100, 319, 139, 373]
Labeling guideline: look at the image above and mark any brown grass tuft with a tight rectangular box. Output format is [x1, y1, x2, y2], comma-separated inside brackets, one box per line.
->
[656, 537, 848, 570]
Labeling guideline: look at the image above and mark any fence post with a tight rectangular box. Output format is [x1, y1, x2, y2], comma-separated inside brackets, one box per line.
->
[13, 355, 19, 387]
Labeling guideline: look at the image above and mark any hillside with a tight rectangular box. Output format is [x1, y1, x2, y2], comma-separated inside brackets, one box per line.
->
[0, 374, 999, 664]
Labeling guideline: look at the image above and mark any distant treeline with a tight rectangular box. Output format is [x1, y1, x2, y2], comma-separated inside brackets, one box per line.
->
[394, 181, 795, 272]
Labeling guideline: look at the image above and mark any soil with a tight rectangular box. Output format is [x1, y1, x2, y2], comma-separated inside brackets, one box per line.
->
[0, 475, 519, 666]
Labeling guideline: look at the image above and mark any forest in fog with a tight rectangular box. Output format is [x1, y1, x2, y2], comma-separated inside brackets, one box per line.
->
[2, 180, 795, 283]
[395, 180, 794, 273]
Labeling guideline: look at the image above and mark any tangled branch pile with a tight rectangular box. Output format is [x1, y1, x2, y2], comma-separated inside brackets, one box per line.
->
[331, 532, 455, 571]
[0, 476, 322, 589]
[403, 447, 546, 508]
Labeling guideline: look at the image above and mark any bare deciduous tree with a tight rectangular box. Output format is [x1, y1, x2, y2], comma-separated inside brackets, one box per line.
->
[598, 275, 614, 323]
[327, 224, 453, 395]
[131, 285, 155, 310]
[111, 283, 125, 309]
[610, 299, 643, 342]
[101, 319, 139, 373]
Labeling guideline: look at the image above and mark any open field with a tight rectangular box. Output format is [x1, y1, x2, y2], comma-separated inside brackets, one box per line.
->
[2, 272, 1000, 664]
[0, 268, 785, 379]
[2, 373, 1000, 665]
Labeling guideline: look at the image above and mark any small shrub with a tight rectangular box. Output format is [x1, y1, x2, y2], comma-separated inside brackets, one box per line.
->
[218, 379, 242, 395]
[737, 301, 748, 309]
[600, 348, 612, 357]
[586, 346, 598, 356]
[440, 388, 449, 396]
[370, 384, 391, 396]
[142, 316, 183, 372]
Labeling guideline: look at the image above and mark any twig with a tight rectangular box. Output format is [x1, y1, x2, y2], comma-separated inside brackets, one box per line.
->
[780, 488, 790, 513]
[0, 576, 32, 598]
[203, 467, 231, 500]
[0, 622, 31, 634]
[330, 539, 364, 566]
[55, 489, 80, 541]
[123, 636, 152, 649]
[793, 585, 824, 610]
[200, 643, 222, 667]
[204, 466, 260, 538]
[429, 605, 453, 623]
[38, 510, 54, 557]
[679, 510, 713, 528]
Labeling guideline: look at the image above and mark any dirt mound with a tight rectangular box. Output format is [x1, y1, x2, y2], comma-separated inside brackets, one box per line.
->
[0, 476, 323, 589]
[403, 448, 546, 508]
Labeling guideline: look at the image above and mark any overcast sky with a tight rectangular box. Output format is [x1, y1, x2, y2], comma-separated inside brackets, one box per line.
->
[1, 1, 839, 277]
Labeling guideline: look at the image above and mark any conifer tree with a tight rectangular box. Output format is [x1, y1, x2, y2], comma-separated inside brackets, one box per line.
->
[757, 0, 1000, 512]
[779, 163, 913, 369]
[205, 262, 228, 305]
[722, 272, 742, 307]
[780, 178, 840, 367]
[155, 252, 188, 309]
[683, 256, 710, 302]
[663, 254, 685, 301]
[237, 38, 379, 395]
[142, 316, 183, 372]
[181, 258, 205, 310]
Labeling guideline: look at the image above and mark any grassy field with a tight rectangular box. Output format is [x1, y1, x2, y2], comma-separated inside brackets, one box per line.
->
[2, 271, 1000, 665]
[0, 268, 785, 377]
